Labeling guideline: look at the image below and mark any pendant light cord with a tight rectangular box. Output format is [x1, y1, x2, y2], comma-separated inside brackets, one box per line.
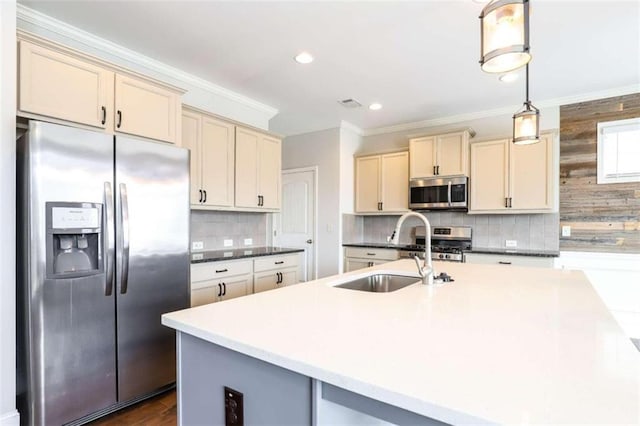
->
[525, 64, 530, 104]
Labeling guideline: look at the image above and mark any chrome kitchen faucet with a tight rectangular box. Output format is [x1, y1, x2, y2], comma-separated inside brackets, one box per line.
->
[390, 212, 435, 285]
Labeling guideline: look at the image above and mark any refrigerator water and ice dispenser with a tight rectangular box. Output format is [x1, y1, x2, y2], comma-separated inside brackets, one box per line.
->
[46, 202, 103, 278]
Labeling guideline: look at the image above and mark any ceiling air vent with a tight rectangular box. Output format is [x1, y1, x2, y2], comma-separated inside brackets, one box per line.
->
[338, 99, 362, 109]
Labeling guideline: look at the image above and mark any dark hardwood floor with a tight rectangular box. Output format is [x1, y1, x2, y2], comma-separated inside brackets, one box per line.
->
[89, 390, 176, 425]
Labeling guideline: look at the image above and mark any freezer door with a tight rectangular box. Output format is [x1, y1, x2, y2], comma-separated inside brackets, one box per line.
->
[16, 121, 117, 425]
[115, 136, 190, 401]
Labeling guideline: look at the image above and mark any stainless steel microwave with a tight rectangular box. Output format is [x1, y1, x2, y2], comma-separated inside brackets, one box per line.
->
[409, 176, 468, 210]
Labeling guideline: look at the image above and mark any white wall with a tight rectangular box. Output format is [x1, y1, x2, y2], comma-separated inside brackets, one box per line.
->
[0, 1, 18, 424]
[339, 126, 362, 215]
[283, 128, 341, 278]
[359, 106, 560, 155]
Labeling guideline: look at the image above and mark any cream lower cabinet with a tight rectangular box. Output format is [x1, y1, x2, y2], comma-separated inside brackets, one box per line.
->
[190, 259, 253, 307]
[355, 151, 409, 213]
[343, 247, 400, 272]
[182, 108, 235, 208]
[469, 132, 556, 213]
[464, 253, 554, 268]
[235, 127, 281, 211]
[253, 254, 300, 293]
[18, 38, 182, 144]
[409, 130, 470, 178]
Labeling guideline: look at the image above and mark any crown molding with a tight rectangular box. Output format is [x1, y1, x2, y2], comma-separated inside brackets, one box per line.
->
[16, 4, 279, 119]
[362, 84, 640, 137]
[339, 120, 364, 136]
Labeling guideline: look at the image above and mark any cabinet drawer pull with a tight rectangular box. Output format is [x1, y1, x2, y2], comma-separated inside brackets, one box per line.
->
[366, 253, 376, 256]
[101, 106, 106, 125]
[215, 268, 228, 273]
[498, 261, 512, 265]
[116, 110, 122, 128]
[275, 261, 284, 265]
[222, 282, 226, 296]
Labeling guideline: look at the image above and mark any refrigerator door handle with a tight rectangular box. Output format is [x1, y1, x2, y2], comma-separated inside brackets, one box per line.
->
[119, 183, 131, 294]
[104, 182, 115, 296]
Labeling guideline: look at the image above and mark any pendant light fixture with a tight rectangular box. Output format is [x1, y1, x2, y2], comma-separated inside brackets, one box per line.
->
[479, 0, 531, 73]
[513, 64, 540, 144]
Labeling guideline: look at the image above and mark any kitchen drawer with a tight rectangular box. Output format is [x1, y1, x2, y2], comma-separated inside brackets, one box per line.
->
[464, 253, 553, 268]
[344, 247, 400, 261]
[254, 254, 299, 273]
[191, 259, 253, 282]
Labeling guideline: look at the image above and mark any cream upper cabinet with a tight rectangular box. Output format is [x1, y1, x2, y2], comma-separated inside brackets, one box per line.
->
[355, 156, 381, 212]
[18, 38, 182, 144]
[114, 74, 179, 144]
[355, 151, 409, 213]
[470, 133, 556, 213]
[409, 130, 470, 178]
[469, 139, 510, 211]
[200, 116, 235, 207]
[182, 108, 235, 208]
[181, 110, 202, 205]
[18, 40, 113, 130]
[235, 127, 281, 211]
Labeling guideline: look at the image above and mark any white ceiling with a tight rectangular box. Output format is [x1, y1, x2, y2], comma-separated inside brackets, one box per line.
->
[20, 1, 640, 136]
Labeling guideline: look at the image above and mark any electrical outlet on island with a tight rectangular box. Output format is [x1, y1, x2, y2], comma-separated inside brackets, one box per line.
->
[244, 238, 253, 246]
[192, 241, 204, 250]
[224, 239, 233, 247]
[505, 240, 517, 248]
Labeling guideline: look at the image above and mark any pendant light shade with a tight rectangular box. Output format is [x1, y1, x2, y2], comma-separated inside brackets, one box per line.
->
[480, 0, 531, 73]
[513, 64, 540, 144]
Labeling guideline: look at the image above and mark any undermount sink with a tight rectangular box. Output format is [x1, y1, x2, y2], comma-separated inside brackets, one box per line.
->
[334, 274, 420, 293]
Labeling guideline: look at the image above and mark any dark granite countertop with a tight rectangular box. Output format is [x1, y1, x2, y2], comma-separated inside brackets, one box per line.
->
[191, 246, 304, 263]
[467, 248, 559, 257]
[343, 243, 424, 251]
[343, 243, 559, 257]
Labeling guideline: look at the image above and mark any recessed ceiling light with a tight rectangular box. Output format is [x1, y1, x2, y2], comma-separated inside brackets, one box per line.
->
[499, 73, 519, 83]
[369, 103, 383, 111]
[294, 52, 314, 64]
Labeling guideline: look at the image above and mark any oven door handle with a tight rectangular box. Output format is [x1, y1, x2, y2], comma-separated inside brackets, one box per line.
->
[447, 180, 452, 207]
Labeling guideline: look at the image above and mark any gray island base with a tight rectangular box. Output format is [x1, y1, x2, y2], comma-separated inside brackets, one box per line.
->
[178, 332, 448, 425]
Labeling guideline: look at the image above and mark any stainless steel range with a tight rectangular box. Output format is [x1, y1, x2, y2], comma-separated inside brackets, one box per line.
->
[399, 226, 472, 263]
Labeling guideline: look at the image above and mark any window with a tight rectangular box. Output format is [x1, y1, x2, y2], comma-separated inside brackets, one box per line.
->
[597, 117, 640, 184]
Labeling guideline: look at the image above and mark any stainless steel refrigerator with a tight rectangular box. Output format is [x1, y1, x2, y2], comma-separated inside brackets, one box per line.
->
[16, 121, 190, 425]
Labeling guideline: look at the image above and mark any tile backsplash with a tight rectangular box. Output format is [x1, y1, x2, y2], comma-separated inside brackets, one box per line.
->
[343, 212, 559, 251]
[191, 210, 268, 251]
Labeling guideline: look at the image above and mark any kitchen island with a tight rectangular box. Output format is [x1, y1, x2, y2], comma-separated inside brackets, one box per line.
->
[162, 260, 640, 425]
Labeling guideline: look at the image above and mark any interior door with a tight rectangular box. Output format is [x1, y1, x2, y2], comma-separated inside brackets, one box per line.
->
[273, 168, 316, 281]
[115, 136, 189, 402]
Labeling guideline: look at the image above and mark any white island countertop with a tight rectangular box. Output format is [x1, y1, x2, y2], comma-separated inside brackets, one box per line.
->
[162, 260, 640, 425]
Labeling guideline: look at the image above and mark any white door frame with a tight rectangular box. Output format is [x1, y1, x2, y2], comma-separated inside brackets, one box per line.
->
[275, 166, 318, 281]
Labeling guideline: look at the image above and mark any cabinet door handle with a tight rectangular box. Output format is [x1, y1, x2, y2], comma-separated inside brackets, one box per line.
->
[116, 110, 122, 128]
[215, 268, 228, 273]
[508, 197, 512, 208]
[260, 195, 264, 206]
[366, 253, 376, 256]
[505, 197, 509, 208]
[436, 165, 440, 175]
[275, 261, 284, 265]
[222, 282, 226, 296]
[380, 202, 383, 211]
[101, 106, 106, 125]
[203, 190, 207, 203]
[498, 261, 512, 265]
[279, 272, 283, 284]
[433, 165, 437, 175]
[217, 283, 222, 297]
[198, 189, 203, 203]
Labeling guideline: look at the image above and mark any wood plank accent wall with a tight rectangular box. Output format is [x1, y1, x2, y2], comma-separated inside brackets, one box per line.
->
[559, 93, 640, 253]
